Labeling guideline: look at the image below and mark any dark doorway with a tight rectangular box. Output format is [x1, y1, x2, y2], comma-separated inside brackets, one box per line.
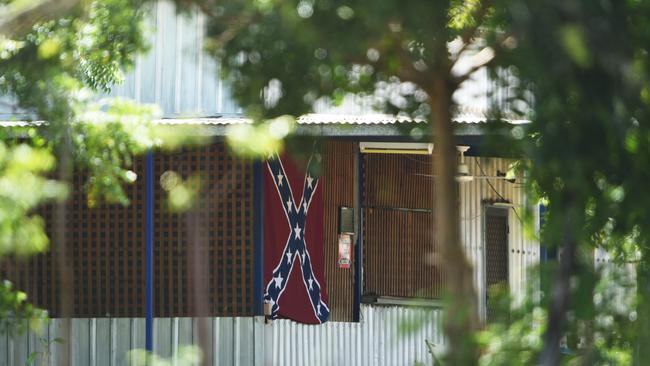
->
[485, 206, 509, 322]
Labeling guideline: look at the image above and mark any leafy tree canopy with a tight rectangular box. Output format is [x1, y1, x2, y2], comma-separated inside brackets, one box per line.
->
[4, 0, 650, 365]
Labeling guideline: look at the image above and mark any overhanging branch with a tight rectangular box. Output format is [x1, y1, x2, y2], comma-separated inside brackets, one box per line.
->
[0, 0, 80, 38]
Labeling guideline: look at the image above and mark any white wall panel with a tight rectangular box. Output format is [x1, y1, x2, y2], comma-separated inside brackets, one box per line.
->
[459, 156, 540, 318]
[106, 1, 241, 118]
[5, 305, 443, 366]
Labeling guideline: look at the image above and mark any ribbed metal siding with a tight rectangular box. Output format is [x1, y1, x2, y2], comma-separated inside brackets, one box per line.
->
[0, 317, 255, 366]
[364, 209, 440, 299]
[270, 305, 444, 366]
[1, 155, 538, 365]
[322, 142, 356, 321]
[363, 154, 433, 210]
[362, 153, 439, 299]
[3, 305, 444, 366]
[459, 156, 540, 316]
[108, 0, 241, 117]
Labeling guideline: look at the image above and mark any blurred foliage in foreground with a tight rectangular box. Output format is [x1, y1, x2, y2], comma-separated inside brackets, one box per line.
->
[476, 260, 637, 365]
[486, 0, 650, 364]
[129, 346, 203, 366]
[0, 0, 206, 344]
[194, 0, 650, 364]
[4, 0, 650, 365]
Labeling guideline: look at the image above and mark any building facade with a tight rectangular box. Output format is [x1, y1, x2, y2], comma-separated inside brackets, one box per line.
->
[0, 2, 540, 365]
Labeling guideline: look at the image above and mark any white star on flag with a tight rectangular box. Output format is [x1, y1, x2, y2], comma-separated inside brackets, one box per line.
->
[273, 274, 284, 288]
[294, 223, 302, 239]
[277, 173, 284, 186]
[308, 277, 314, 290]
[286, 250, 293, 264]
[286, 199, 292, 212]
[307, 175, 314, 189]
[303, 201, 308, 212]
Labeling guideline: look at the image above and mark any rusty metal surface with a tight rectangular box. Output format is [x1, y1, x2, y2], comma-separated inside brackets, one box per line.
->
[363, 153, 433, 210]
[364, 208, 439, 299]
[321, 141, 356, 321]
[362, 153, 439, 299]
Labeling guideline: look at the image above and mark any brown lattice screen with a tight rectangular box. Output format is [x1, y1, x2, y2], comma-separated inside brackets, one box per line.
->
[362, 153, 441, 299]
[153, 143, 253, 317]
[0, 142, 253, 317]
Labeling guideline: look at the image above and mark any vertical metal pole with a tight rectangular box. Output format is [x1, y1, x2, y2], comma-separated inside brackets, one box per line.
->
[145, 151, 154, 352]
[353, 148, 363, 322]
[253, 160, 264, 315]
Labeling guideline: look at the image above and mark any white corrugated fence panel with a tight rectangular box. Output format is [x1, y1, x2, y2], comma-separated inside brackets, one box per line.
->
[7, 306, 444, 366]
[266, 305, 443, 366]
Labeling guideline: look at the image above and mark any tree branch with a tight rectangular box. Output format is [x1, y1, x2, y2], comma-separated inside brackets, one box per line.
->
[452, 46, 496, 86]
[0, 0, 80, 38]
[540, 210, 579, 366]
[451, 0, 493, 63]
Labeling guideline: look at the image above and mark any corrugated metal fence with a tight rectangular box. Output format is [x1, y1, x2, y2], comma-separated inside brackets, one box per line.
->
[1, 305, 443, 366]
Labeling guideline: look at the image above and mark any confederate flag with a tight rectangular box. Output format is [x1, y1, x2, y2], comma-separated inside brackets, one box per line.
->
[263, 152, 329, 324]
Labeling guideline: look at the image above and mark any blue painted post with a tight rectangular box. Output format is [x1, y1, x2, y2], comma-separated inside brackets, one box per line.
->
[353, 149, 363, 322]
[253, 160, 264, 315]
[145, 151, 154, 352]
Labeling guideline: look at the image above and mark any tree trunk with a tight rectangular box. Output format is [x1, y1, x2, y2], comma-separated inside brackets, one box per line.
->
[539, 210, 578, 366]
[429, 76, 480, 364]
[54, 128, 73, 365]
[186, 211, 212, 365]
[633, 258, 650, 366]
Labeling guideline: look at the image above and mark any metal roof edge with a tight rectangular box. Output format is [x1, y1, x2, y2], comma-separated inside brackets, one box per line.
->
[0, 114, 529, 138]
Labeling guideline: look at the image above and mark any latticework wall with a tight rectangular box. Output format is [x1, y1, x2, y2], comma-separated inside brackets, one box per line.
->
[1, 142, 254, 317]
[153, 143, 254, 317]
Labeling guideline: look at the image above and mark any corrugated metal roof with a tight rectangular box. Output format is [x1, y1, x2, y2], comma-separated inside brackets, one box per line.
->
[0, 113, 528, 139]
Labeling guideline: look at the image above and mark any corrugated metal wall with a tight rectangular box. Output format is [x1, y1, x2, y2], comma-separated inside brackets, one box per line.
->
[364, 209, 440, 299]
[107, 1, 241, 117]
[0, 0, 492, 120]
[459, 156, 540, 315]
[322, 142, 356, 321]
[362, 153, 440, 299]
[1, 305, 444, 366]
[360, 154, 539, 314]
[1, 155, 538, 365]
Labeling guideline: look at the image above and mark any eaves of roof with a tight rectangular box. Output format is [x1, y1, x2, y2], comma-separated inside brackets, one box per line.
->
[0, 113, 529, 138]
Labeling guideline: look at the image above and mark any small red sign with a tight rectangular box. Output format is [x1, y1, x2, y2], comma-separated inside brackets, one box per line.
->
[337, 234, 352, 269]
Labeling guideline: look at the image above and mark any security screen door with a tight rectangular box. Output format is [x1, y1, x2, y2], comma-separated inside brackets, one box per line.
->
[485, 206, 509, 322]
